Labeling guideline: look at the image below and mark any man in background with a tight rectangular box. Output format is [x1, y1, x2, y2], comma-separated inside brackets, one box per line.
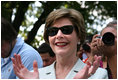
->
[1, 17, 43, 79]
[38, 43, 56, 67]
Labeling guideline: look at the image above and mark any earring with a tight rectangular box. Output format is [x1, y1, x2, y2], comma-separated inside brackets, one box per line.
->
[78, 42, 80, 45]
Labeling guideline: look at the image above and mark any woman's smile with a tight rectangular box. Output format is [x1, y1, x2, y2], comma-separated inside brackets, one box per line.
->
[55, 42, 68, 47]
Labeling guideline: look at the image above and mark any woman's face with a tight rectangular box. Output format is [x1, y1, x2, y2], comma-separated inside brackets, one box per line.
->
[101, 27, 117, 56]
[48, 18, 79, 57]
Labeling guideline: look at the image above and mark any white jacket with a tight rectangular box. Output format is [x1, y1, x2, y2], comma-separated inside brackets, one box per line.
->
[38, 58, 108, 79]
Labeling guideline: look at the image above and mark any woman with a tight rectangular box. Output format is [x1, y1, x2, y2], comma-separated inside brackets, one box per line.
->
[11, 9, 108, 79]
[90, 20, 117, 79]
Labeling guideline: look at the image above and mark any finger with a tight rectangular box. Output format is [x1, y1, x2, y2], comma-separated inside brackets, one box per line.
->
[97, 39, 103, 52]
[14, 53, 18, 64]
[86, 61, 91, 74]
[91, 39, 98, 45]
[14, 54, 21, 69]
[11, 57, 18, 69]
[81, 61, 91, 78]
[13, 64, 20, 74]
[88, 55, 98, 74]
[91, 34, 100, 43]
[91, 42, 98, 47]
[74, 62, 91, 79]
[93, 34, 100, 38]
[17, 54, 25, 68]
[17, 54, 24, 69]
[86, 61, 94, 77]
[33, 60, 39, 73]
[90, 55, 101, 74]
[11, 57, 16, 65]
[11, 57, 20, 72]
[18, 54, 22, 64]
[97, 38, 102, 46]
[91, 38, 100, 48]
[12, 58, 21, 76]
[97, 56, 102, 63]
[13, 64, 25, 79]
[14, 54, 22, 69]
[94, 55, 101, 62]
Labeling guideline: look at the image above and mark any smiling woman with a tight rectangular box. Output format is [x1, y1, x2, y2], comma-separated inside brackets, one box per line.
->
[11, 8, 108, 79]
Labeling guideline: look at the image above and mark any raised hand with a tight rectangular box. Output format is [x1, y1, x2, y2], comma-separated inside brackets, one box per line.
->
[74, 55, 101, 79]
[11, 54, 39, 79]
[90, 34, 102, 55]
[90, 34, 113, 57]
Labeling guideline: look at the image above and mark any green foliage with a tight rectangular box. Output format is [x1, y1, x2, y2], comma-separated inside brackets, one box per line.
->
[30, 34, 44, 48]
[1, 1, 117, 48]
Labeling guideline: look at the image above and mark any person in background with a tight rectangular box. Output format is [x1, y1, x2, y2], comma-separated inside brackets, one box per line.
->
[77, 43, 91, 63]
[100, 55, 107, 69]
[77, 44, 84, 59]
[77, 35, 93, 60]
[83, 40, 107, 68]
[1, 17, 43, 79]
[11, 9, 108, 79]
[80, 35, 93, 63]
[38, 43, 56, 67]
[82, 42, 91, 63]
[90, 20, 117, 79]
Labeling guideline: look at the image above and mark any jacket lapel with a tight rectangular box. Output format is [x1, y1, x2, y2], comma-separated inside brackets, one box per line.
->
[65, 58, 86, 79]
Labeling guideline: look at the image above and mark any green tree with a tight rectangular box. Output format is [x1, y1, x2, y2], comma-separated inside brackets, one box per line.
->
[1, 1, 117, 48]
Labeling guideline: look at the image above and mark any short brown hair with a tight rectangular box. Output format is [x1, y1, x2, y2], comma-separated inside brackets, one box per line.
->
[1, 17, 17, 42]
[44, 9, 86, 44]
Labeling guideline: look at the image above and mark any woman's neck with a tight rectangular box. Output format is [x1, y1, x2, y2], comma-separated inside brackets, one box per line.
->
[55, 54, 78, 79]
[108, 55, 117, 79]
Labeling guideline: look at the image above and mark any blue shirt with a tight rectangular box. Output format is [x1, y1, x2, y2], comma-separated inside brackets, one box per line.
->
[1, 37, 43, 79]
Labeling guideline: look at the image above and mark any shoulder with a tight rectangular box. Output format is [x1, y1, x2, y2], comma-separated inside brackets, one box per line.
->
[19, 46, 41, 62]
[39, 65, 52, 73]
[16, 37, 39, 56]
[17, 40, 40, 58]
[19, 48, 43, 68]
[38, 62, 56, 79]
[89, 67, 108, 79]
[39, 63, 54, 74]
[96, 67, 108, 73]
[18, 43, 43, 68]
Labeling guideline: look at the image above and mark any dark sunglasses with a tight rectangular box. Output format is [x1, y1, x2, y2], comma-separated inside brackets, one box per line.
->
[46, 25, 74, 36]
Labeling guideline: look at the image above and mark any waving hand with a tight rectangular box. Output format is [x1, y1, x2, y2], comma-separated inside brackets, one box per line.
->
[11, 54, 39, 79]
[74, 55, 101, 79]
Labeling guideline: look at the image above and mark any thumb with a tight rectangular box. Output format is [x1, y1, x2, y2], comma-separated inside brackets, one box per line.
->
[33, 60, 38, 73]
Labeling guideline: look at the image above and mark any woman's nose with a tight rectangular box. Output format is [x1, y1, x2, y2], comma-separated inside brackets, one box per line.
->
[56, 30, 64, 39]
